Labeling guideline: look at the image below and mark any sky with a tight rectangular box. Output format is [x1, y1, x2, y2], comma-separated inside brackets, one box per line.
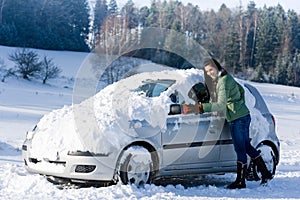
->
[116, 0, 300, 13]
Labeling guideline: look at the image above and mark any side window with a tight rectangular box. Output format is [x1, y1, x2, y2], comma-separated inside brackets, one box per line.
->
[188, 82, 210, 103]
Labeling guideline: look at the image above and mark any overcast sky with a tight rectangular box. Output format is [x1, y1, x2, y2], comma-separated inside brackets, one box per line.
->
[116, 0, 300, 13]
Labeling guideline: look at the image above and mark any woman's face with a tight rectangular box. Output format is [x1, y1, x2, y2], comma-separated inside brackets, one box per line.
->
[204, 64, 218, 79]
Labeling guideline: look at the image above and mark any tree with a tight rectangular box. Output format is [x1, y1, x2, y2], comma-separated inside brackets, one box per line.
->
[108, 0, 118, 16]
[145, 0, 159, 27]
[138, 6, 150, 27]
[253, 63, 264, 82]
[274, 53, 288, 84]
[0, 0, 6, 24]
[93, 0, 108, 34]
[120, 0, 139, 29]
[225, 29, 240, 73]
[244, 1, 258, 68]
[8, 48, 42, 79]
[286, 10, 300, 54]
[40, 56, 62, 84]
[62, 0, 90, 51]
[0, 0, 90, 51]
[255, 6, 284, 76]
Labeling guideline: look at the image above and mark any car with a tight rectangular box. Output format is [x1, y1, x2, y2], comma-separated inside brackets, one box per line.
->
[22, 67, 280, 187]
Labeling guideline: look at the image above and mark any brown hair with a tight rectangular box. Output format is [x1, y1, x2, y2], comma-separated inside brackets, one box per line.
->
[203, 58, 222, 71]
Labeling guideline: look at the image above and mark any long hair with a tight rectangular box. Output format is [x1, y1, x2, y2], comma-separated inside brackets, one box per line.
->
[203, 58, 223, 102]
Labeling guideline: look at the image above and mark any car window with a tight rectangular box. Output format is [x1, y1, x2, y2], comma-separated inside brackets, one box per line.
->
[136, 79, 176, 97]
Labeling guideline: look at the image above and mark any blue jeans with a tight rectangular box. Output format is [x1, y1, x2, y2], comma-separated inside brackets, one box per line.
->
[229, 114, 259, 164]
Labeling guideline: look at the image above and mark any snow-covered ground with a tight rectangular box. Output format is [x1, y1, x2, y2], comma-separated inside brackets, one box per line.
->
[1, 45, 300, 199]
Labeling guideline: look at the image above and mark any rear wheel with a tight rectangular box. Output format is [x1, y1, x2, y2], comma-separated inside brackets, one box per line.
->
[247, 144, 276, 181]
[119, 146, 154, 186]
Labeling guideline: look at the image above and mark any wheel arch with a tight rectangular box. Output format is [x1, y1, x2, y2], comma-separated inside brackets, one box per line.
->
[114, 140, 160, 180]
[256, 140, 280, 165]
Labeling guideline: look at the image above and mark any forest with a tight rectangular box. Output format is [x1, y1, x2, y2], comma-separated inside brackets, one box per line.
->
[0, 0, 300, 86]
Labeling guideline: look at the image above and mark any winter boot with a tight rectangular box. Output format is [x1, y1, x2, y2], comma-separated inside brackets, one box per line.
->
[253, 155, 273, 185]
[246, 160, 260, 181]
[227, 162, 247, 189]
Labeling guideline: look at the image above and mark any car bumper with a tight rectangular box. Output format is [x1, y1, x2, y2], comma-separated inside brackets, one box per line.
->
[22, 143, 117, 183]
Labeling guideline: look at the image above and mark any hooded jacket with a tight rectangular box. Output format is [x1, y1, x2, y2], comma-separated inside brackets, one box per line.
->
[202, 71, 250, 122]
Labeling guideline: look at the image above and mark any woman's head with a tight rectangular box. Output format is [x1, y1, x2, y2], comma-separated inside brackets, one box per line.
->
[203, 58, 222, 79]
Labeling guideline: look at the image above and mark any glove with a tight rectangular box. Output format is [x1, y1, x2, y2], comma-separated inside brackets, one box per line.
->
[183, 104, 204, 115]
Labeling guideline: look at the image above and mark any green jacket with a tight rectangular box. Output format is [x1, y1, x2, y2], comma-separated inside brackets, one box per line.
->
[202, 73, 249, 122]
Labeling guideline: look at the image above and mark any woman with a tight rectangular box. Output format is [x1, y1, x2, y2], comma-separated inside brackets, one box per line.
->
[183, 58, 272, 189]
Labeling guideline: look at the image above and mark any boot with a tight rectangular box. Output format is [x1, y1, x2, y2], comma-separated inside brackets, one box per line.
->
[227, 162, 247, 189]
[253, 155, 273, 185]
[246, 160, 260, 181]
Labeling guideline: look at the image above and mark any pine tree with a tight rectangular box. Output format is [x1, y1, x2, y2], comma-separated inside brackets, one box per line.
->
[255, 6, 284, 77]
[274, 54, 288, 84]
[93, 0, 108, 34]
[63, 0, 90, 51]
[225, 28, 240, 73]
[145, 0, 159, 27]
[108, 0, 118, 16]
[286, 10, 300, 54]
[121, 0, 139, 29]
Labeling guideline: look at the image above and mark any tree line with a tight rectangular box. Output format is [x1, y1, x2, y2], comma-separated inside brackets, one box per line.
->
[0, 0, 300, 86]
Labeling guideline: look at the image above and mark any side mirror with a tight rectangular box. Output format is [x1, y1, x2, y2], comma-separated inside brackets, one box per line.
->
[169, 104, 182, 115]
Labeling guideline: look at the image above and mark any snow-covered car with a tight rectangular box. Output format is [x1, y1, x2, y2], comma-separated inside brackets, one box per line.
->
[22, 68, 280, 187]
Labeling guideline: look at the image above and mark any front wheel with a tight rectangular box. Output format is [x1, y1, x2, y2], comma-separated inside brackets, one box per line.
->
[118, 146, 154, 186]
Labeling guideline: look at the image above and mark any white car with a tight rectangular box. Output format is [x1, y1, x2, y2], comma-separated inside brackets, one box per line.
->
[22, 68, 280, 186]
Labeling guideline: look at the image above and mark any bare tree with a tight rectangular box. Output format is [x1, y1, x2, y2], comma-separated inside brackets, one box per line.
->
[40, 56, 62, 84]
[94, 14, 139, 84]
[8, 48, 42, 79]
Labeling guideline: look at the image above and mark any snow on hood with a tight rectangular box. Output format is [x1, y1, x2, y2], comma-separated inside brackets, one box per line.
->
[29, 68, 269, 160]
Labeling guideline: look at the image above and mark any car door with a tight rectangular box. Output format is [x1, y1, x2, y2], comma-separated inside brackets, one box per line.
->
[219, 122, 236, 168]
[161, 83, 225, 175]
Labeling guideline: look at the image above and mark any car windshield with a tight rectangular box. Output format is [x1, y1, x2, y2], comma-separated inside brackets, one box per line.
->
[135, 79, 176, 97]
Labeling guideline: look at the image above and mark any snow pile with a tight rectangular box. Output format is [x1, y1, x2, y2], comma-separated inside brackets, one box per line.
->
[29, 68, 204, 158]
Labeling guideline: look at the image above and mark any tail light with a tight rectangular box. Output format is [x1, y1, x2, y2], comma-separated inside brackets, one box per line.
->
[271, 115, 276, 127]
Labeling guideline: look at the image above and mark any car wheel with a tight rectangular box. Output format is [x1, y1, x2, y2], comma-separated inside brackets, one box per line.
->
[247, 144, 276, 181]
[119, 146, 154, 186]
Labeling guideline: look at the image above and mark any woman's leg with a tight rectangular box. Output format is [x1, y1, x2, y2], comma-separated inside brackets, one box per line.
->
[227, 116, 248, 189]
[229, 117, 247, 164]
[242, 114, 260, 158]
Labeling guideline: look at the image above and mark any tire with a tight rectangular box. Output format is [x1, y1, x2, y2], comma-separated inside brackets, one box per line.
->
[119, 146, 154, 186]
[247, 144, 276, 181]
